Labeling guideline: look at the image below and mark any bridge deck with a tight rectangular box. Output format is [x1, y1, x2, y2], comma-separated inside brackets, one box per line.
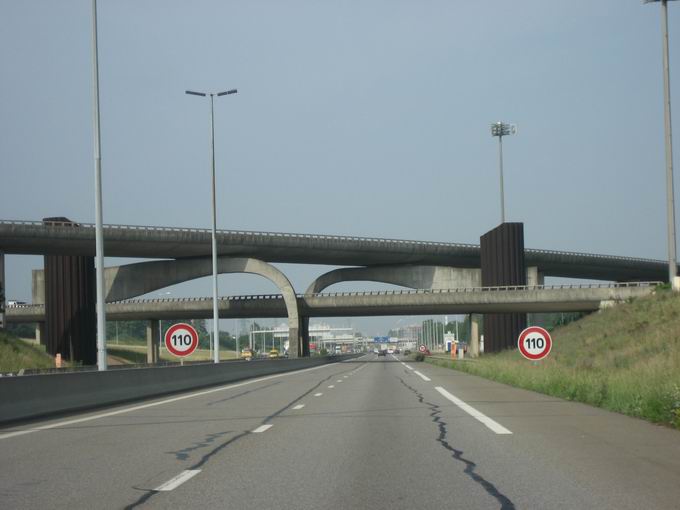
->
[6, 283, 660, 321]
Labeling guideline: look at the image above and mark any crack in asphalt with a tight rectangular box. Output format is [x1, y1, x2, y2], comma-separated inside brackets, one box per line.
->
[124, 365, 360, 509]
[205, 381, 282, 407]
[398, 377, 516, 510]
[166, 430, 232, 461]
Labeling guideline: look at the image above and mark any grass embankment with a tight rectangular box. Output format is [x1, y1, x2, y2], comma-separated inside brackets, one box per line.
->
[0, 330, 56, 372]
[428, 290, 680, 429]
[0, 332, 239, 372]
[108, 344, 237, 364]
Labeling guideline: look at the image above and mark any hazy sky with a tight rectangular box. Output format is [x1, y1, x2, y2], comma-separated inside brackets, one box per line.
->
[1, 1, 678, 335]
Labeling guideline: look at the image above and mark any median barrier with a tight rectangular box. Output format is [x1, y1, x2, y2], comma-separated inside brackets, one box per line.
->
[0, 355, 359, 424]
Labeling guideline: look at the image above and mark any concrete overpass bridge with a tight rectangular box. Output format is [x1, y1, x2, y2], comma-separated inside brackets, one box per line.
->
[8, 282, 659, 322]
[1, 217, 673, 360]
[0, 219, 674, 282]
[7, 281, 659, 360]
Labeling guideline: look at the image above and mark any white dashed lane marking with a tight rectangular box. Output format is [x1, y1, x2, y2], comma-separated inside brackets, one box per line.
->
[314, 393, 323, 397]
[252, 424, 273, 433]
[292, 404, 305, 410]
[414, 371, 431, 382]
[328, 385, 335, 389]
[155, 470, 201, 491]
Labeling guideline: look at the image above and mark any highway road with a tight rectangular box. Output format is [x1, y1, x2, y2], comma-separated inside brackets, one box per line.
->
[1, 355, 680, 509]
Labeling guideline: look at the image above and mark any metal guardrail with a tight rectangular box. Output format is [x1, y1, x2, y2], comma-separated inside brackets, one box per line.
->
[5, 281, 658, 309]
[0, 219, 665, 264]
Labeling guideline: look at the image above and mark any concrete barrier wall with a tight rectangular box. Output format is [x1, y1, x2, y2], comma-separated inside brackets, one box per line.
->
[0, 356, 355, 424]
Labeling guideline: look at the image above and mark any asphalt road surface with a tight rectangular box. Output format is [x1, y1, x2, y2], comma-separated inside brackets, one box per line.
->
[2, 354, 680, 509]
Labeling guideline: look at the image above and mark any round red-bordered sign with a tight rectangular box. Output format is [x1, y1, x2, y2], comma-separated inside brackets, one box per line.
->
[517, 326, 552, 361]
[164, 323, 199, 357]
[419, 345, 427, 353]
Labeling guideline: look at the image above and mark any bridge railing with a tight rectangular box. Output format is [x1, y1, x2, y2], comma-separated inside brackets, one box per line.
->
[8, 219, 667, 263]
[106, 281, 662, 304]
[309, 281, 662, 297]
[0, 219, 479, 250]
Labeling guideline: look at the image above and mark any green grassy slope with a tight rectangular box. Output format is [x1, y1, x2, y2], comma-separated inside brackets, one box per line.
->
[0, 330, 56, 372]
[428, 290, 680, 429]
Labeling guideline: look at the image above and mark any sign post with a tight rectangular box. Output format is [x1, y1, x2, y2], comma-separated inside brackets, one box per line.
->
[517, 326, 552, 361]
[164, 323, 199, 359]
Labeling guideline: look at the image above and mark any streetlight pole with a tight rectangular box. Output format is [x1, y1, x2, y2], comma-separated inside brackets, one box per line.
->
[645, 0, 678, 287]
[490, 121, 516, 224]
[91, 0, 107, 371]
[186, 88, 237, 362]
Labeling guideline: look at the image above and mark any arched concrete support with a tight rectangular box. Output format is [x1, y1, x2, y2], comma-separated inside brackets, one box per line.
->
[306, 265, 483, 294]
[105, 257, 304, 358]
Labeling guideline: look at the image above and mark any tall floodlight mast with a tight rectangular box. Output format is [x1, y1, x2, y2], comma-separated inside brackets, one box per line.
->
[490, 121, 516, 224]
[185, 88, 238, 363]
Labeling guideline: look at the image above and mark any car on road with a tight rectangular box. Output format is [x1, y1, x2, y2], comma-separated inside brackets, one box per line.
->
[377, 349, 387, 356]
[240, 348, 253, 361]
[269, 348, 280, 359]
[394, 348, 400, 354]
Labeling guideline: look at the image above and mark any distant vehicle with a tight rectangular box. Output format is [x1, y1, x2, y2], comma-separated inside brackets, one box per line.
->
[378, 349, 387, 357]
[373, 348, 379, 354]
[7, 300, 27, 307]
[240, 348, 253, 361]
[394, 348, 400, 354]
[403, 349, 411, 356]
[269, 348, 280, 359]
[387, 348, 394, 354]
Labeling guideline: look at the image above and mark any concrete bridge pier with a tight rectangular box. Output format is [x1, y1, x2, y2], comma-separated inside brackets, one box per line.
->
[469, 315, 480, 358]
[35, 323, 46, 346]
[146, 320, 160, 364]
[300, 316, 310, 356]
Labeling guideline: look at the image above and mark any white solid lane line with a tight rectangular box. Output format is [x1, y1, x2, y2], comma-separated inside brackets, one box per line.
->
[0, 362, 337, 441]
[155, 470, 201, 491]
[314, 393, 323, 397]
[435, 386, 512, 435]
[404, 364, 413, 370]
[414, 371, 431, 382]
[292, 404, 305, 410]
[252, 424, 273, 433]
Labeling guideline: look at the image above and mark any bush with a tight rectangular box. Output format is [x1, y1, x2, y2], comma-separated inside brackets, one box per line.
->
[414, 352, 425, 362]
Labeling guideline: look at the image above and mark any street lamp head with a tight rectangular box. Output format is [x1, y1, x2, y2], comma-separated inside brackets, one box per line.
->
[217, 89, 238, 96]
[491, 121, 516, 137]
[185, 90, 207, 97]
[643, 1, 678, 3]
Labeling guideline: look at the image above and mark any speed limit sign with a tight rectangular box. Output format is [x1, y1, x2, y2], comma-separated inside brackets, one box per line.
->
[164, 323, 199, 357]
[518, 326, 552, 361]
